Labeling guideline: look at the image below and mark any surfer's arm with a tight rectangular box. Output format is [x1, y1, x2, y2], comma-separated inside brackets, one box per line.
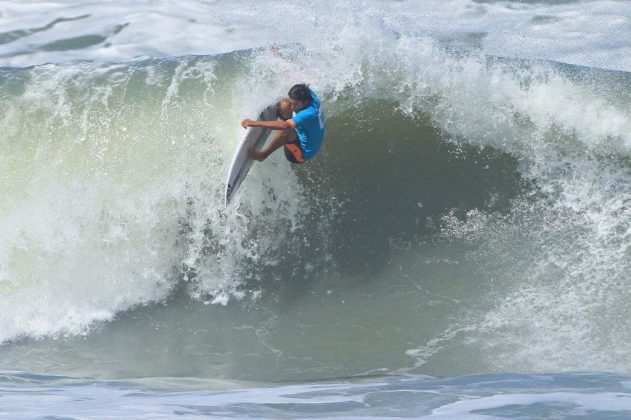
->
[241, 119, 292, 131]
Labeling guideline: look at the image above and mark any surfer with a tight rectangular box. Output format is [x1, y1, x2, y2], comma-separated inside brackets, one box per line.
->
[242, 84, 326, 164]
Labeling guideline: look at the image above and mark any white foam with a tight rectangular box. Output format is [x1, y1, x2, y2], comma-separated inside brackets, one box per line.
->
[1, 0, 631, 71]
[0, 56, 308, 342]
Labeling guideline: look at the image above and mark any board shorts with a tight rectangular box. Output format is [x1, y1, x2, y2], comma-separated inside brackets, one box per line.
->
[284, 140, 306, 164]
[275, 101, 306, 164]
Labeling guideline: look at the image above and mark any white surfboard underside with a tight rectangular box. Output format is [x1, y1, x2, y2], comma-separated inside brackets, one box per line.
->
[224, 103, 278, 205]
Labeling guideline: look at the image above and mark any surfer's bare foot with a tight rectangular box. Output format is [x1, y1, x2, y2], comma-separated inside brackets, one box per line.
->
[248, 148, 266, 161]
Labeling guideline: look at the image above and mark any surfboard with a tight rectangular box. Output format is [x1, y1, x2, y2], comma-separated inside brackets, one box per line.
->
[224, 103, 279, 205]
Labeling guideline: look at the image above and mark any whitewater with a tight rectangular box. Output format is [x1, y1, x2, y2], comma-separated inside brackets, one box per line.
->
[2, 0, 631, 418]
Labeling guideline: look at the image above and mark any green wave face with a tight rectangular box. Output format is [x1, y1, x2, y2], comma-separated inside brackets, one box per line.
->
[1, 42, 631, 381]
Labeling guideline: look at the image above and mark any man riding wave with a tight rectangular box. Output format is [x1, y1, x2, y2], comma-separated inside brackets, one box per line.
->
[242, 84, 326, 164]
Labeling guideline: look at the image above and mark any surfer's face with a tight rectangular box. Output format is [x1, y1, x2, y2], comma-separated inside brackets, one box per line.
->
[288, 98, 308, 112]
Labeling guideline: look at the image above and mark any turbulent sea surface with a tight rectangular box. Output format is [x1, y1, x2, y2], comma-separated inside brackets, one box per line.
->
[2, 0, 631, 418]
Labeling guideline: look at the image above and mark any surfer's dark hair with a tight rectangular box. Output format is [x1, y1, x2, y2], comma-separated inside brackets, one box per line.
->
[288, 83, 311, 103]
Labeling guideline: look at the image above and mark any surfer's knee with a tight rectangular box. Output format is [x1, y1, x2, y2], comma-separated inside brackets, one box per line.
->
[278, 99, 292, 120]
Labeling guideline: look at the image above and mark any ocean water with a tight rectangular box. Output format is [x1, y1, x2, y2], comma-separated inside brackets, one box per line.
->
[2, 0, 631, 418]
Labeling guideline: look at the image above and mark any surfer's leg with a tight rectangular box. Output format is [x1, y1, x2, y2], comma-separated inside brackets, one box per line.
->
[248, 128, 296, 161]
[248, 100, 293, 161]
